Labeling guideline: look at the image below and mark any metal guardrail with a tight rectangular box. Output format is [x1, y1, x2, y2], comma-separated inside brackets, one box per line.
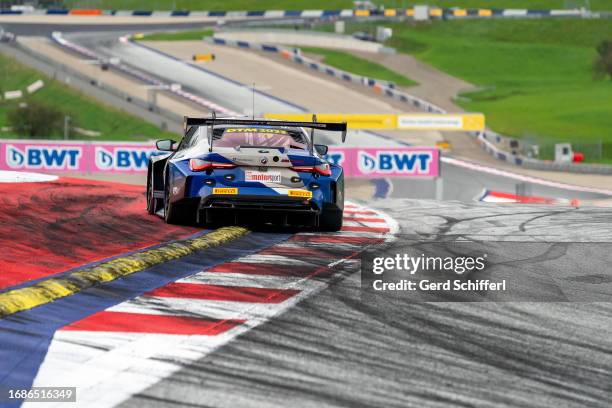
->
[0, 7, 605, 19]
[9, 39, 184, 127]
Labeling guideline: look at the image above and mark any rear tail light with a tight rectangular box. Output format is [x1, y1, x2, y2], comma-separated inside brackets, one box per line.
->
[290, 163, 331, 176]
[190, 159, 236, 171]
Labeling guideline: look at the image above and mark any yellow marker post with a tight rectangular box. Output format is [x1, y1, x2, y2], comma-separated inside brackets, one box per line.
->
[384, 9, 397, 17]
[453, 9, 467, 17]
[192, 53, 216, 62]
[478, 9, 493, 17]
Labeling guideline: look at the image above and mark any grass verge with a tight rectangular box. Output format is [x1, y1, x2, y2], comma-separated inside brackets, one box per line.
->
[0, 52, 176, 141]
[320, 19, 612, 163]
[299, 46, 416, 87]
[137, 29, 214, 41]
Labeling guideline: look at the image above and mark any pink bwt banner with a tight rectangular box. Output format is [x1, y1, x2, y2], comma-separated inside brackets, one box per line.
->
[0, 140, 440, 178]
[0, 140, 159, 173]
[326, 147, 440, 178]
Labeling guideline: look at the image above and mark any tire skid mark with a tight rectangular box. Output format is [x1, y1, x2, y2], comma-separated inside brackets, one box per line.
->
[24, 201, 398, 408]
[0, 177, 199, 290]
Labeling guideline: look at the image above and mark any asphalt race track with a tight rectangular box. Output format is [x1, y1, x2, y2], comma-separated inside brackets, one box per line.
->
[121, 201, 612, 408]
[1, 176, 399, 407]
[1, 20, 612, 408]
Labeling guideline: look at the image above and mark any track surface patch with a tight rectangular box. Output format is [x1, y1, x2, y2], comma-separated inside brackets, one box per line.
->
[0, 177, 198, 290]
[19, 202, 396, 407]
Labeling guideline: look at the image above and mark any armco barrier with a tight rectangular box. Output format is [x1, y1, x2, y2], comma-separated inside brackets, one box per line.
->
[475, 132, 612, 174]
[204, 37, 396, 90]
[0, 140, 439, 178]
[9, 38, 183, 128]
[51, 32, 236, 116]
[204, 36, 444, 114]
[0, 7, 591, 19]
[213, 30, 387, 53]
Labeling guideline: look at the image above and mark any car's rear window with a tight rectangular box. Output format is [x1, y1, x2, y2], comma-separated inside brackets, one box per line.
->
[215, 127, 307, 150]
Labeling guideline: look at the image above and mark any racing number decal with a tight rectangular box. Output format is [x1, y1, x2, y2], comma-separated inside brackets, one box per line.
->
[213, 188, 239, 195]
[288, 190, 312, 199]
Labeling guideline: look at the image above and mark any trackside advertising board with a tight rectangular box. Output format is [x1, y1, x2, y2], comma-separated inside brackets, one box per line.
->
[325, 147, 439, 178]
[0, 140, 439, 178]
[0, 140, 160, 174]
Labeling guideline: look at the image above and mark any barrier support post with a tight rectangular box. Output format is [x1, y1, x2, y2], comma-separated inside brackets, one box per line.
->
[435, 177, 443, 201]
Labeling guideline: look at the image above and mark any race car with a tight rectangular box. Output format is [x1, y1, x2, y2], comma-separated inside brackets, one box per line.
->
[147, 115, 347, 231]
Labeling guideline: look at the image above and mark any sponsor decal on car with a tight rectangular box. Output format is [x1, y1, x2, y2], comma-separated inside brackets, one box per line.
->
[213, 187, 238, 195]
[288, 189, 312, 198]
[245, 171, 281, 183]
[225, 128, 288, 134]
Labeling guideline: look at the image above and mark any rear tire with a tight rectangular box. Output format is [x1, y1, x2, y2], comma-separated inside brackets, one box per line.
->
[163, 183, 178, 224]
[163, 178, 196, 225]
[146, 169, 156, 215]
[319, 209, 343, 232]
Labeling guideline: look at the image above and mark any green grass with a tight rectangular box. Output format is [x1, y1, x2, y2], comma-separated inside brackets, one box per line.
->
[0, 53, 177, 141]
[138, 29, 213, 41]
[299, 47, 416, 87]
[373, 1, 612, 11]
[321, 19, 612, 163]
[60, 0, 612, 11]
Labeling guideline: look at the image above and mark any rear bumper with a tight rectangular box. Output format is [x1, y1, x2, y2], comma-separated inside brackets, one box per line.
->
[201, 195, 319, 213]
[198, 195, 321, 226]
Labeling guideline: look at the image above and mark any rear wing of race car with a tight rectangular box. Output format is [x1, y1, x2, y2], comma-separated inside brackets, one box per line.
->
[183, 113, 347, 153]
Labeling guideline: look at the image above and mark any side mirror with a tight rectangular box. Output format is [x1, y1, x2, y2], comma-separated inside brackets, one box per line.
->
[156, 139, 176, 151]
[314, 144, 328, 156]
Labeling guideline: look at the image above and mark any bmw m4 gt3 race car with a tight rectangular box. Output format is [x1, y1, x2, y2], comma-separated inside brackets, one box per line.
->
[147, 115, 347, 231]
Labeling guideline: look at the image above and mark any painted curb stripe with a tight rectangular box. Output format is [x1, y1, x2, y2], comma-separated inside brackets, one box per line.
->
[344, 217, 387, 223]
[341, 226, 390, 233]
[62, 311, 245, 335]
[19, 203, 398, 406]
[257, 246, 346, 258]
[0, 227, 249, 318]
[344, 210, 378, 215]
[145, 282, 299, 303]
[208, 262, 327, 277]
[288, 235, 385, 245]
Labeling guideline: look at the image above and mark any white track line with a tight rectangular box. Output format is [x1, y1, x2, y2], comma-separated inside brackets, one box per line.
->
[444, 156, 612, 196]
